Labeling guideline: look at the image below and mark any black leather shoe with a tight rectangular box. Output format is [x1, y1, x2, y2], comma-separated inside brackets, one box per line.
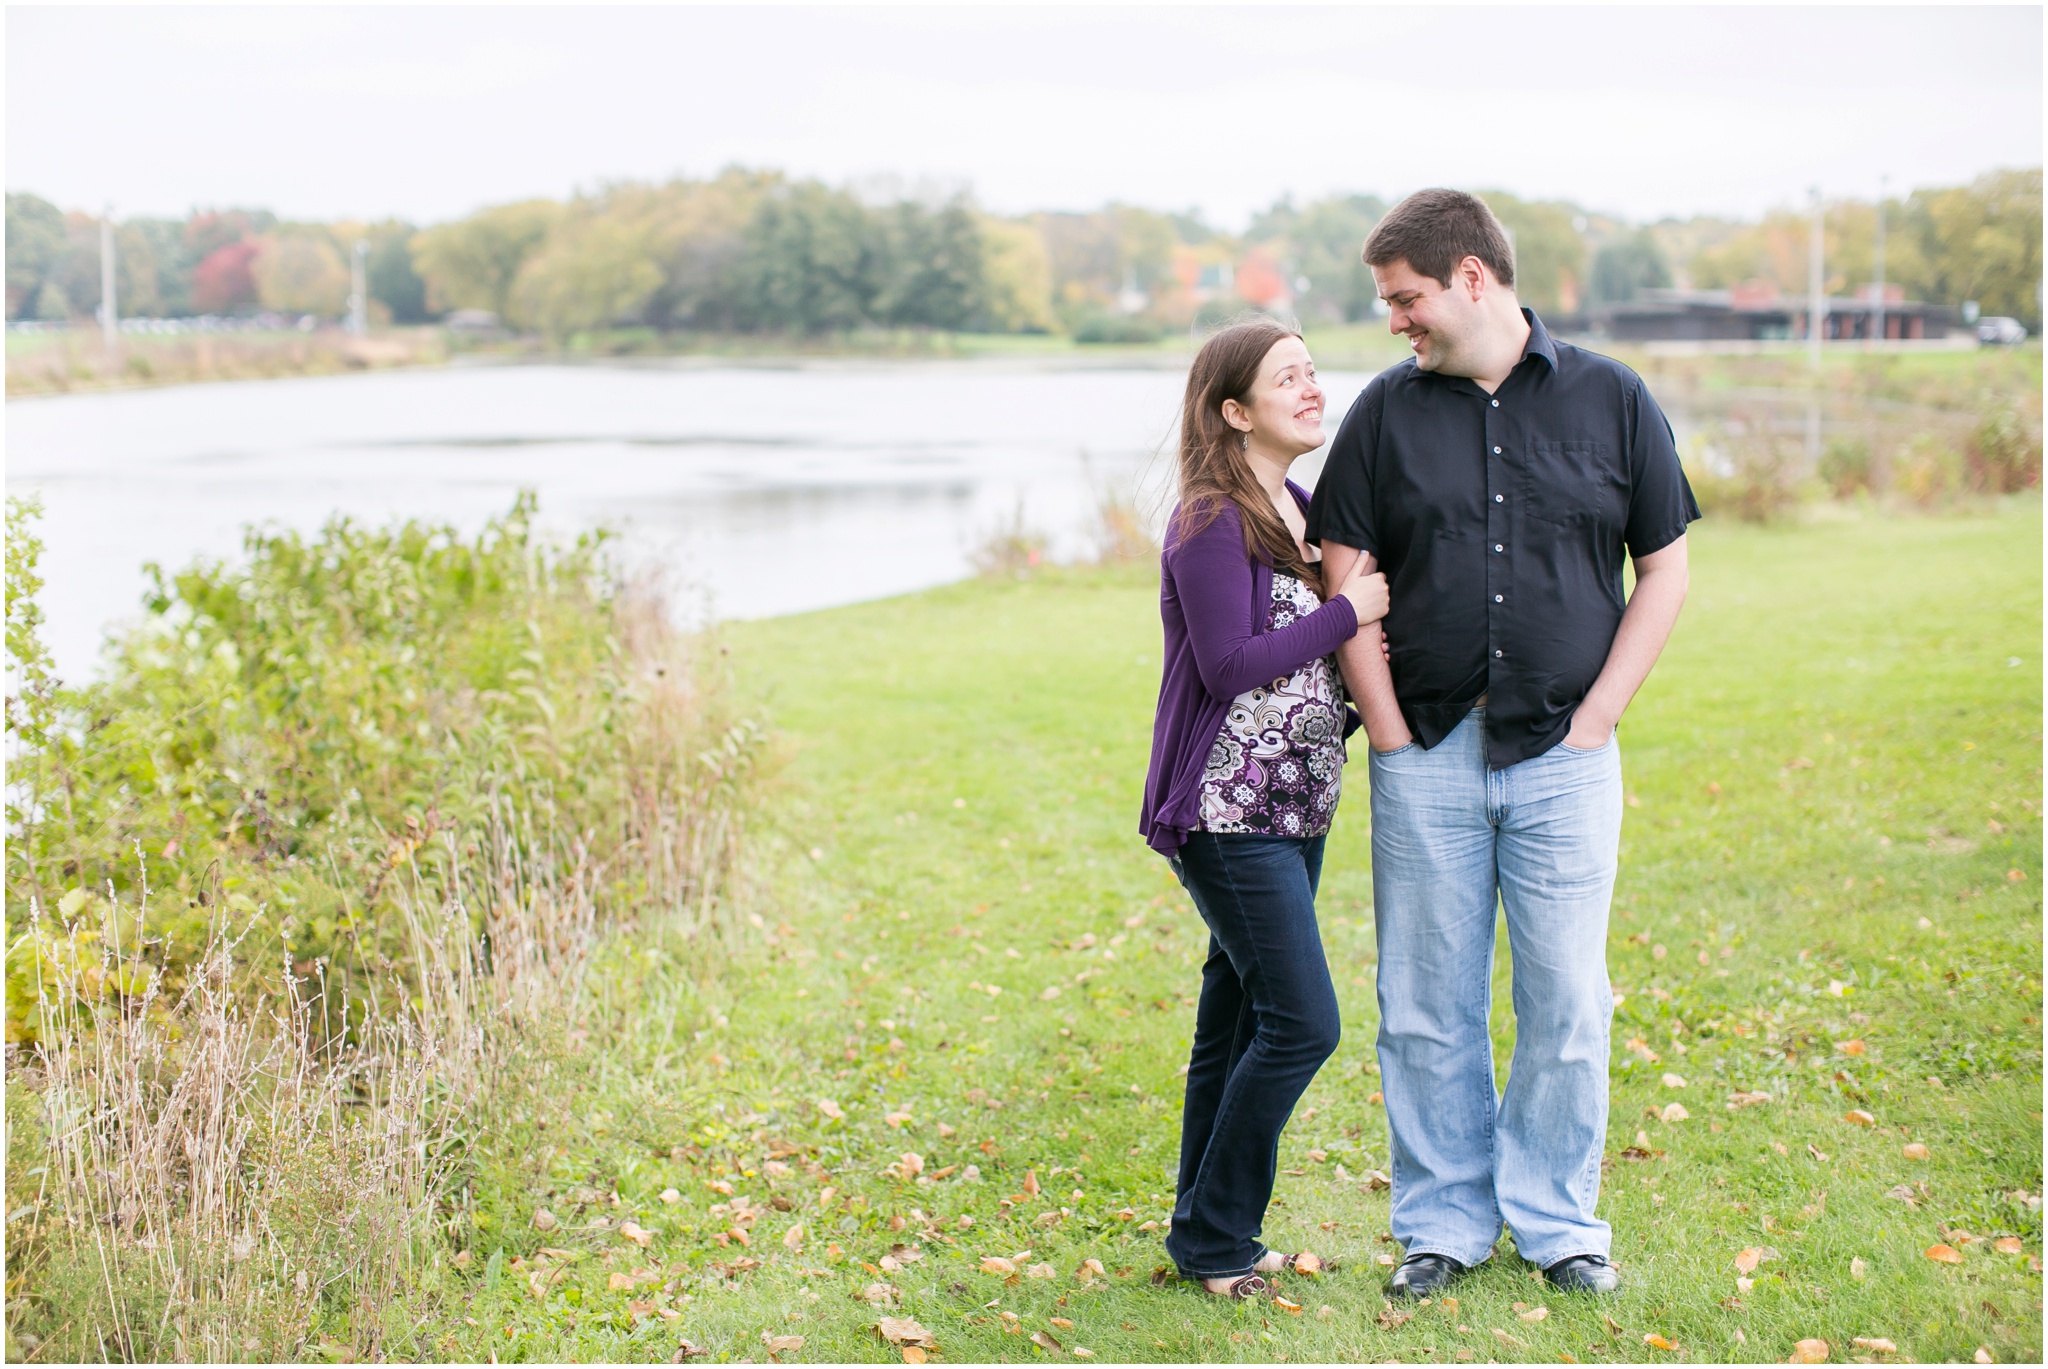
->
[1544, 1253, 1621, 1294]
[1387, 1252, 1467, 1300]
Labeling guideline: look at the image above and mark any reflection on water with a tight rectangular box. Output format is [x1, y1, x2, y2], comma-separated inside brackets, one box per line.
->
[10, 360, 1378, 681]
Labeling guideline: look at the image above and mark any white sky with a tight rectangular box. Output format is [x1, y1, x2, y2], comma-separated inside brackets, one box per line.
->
[7, 3, 2042, 229]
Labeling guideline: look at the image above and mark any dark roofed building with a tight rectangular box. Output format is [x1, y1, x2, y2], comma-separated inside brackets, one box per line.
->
[1598, 281, 1957, 343]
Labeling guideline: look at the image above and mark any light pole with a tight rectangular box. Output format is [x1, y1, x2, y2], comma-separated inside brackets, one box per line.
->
[349, 239, 371, 337]
[1869, 174, 1888, 347]
[1807, 187, 1826, 369]
[99, 204, 118, 353]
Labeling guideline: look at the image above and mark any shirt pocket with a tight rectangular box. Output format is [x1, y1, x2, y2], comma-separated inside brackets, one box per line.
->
[1524, 439, 1625, 529]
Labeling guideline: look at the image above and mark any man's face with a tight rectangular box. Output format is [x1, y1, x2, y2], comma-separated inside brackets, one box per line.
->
[1374, 258, 1484, 375]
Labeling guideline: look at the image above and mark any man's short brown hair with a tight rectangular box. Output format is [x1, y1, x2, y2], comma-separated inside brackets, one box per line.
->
[1362, 189, 1516, 290]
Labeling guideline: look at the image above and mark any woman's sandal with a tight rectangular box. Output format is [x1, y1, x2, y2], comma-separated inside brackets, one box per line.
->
[1204, 1272, 1269, 1300]
[1258, 1252, 1315, 1276]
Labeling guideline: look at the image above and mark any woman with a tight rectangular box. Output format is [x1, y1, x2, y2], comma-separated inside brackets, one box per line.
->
[1139, 319, 1388, 1298]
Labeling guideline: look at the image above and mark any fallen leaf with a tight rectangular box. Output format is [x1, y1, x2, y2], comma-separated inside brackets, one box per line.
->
[1072, 1350, 1094, 1359]
[1809, 1143, 1830, 1163]
[1736, 1277, 1755, 1294]
[1078, 1258, 1106, 1281]
[660, 1188, 682, 1204]
[672, 1341, 710, 1361]
[817, 1099, 845, 1120]
[1852, 1338, 1898, 1354]
[619, 1221, 655, 1249]
[1030, 1329, 1062, 1352]
[1924, 1244, 1963, 1264]
[1850, 1256, 1868, 1280]
[980, 1256, 1017, 1275]
[784, 1223, 805, 1252]
[1366, 1170, 1392, 1191]
[902, 1348, 928, 1365]
[1790, 1337, 1830, 1363]
[1274, 1295, 1303, 1313]
[1519, 1306, 1549, 1322]
[1292, 1251, 1324, 1275]
[894, 1153, 924, 1179]
[877, 1316, 938, 1348]
[1902, 1142, 1929, 1161]
[886, 1111, 914, 1128]
[1376, 1253, 1396, 1266]
[1023, 1170, 1041, 1196]
[1662, 1073, 1688, 1089]
[1735, 1247, 1763, 1274]
[608, 1271, 636, 1291]
[1993, 1236, 2023, 1255]
[1643, 1333, 1677, 1351]
[1886, 1184, 1918, 1205]
[1317, 1305, 1335, 1320]
[1727, 1090, 1771, 1108]
[1376, 1306, 1413, 1330]
[860, 1282, 900, 1306]
[763, 1333, 805, 1353]
[1113, 1207, 1135, 1221]
[532, 1208, 558, 1232]
[1661, 1103, 1689, 1123]
[1368, 1091, 1384, 1105]
[1050, 1317, 1074, 1330]
[1974, 1348, 1993, 1363]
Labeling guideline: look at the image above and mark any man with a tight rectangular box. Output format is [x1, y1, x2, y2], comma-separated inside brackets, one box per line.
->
[1307, 189, 1698, 1299]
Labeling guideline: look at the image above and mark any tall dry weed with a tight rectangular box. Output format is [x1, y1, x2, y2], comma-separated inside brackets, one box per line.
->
[4, 498, 766, 1359]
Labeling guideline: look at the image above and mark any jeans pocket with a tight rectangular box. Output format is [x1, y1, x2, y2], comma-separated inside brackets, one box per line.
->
[1371, 741, 1418, 760]
[1556, 735, 1614, 757]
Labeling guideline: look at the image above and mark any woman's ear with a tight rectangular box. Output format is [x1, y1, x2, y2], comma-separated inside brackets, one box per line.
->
[1219, 397, 1252, 434]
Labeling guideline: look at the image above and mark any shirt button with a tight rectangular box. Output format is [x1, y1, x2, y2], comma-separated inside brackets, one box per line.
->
[1492, 446, 1502, 454]
[1494, 543, 1504, 552]
[1494, 494, 1504, 503]
[1494, 594, 1504, 603]
[1493, 649, 1504, 658]
[1491, 399, 1500, 408]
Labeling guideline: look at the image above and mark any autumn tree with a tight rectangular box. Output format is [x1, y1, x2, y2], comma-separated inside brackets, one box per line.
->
[410, 199, 562, 318]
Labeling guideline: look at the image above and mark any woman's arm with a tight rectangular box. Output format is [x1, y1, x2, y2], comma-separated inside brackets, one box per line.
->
[1170, 511, 1361, 701]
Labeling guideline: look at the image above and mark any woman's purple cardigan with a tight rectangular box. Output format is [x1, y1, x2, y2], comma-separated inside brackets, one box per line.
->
[1139, 482, 1362, 856]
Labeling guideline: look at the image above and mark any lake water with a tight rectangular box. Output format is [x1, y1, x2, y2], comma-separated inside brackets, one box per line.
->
[10, 360, 1379, 682]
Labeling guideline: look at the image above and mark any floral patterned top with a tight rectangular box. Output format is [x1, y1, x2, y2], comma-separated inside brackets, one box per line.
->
[1195, 567, 1349, 838]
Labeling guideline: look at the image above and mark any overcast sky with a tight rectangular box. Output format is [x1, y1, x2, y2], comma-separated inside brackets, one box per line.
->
[8, 3, 2041, 228]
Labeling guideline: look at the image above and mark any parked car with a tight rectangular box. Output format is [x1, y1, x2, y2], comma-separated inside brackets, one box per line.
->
[1977, 316, 2028, 346]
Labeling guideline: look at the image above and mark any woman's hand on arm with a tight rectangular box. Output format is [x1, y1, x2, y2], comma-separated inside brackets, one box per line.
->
[1328, 552, 1389, 625]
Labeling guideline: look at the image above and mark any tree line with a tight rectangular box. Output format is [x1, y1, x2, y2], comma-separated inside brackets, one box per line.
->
[6, 167, 2040, 337]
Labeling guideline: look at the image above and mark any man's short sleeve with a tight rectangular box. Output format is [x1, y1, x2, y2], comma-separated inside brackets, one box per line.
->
[1306, 378, 1382, 554]
[1623, 373, 1702, 557]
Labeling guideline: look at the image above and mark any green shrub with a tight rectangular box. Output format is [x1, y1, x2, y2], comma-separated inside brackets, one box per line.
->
[4, 493, 763, 1045]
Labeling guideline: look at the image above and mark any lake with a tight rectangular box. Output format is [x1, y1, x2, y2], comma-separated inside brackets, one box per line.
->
[9, 359, 1379, 682]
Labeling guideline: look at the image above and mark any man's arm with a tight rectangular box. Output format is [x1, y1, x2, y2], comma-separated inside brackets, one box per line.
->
[1322, 541, 1413, 753]
[1565, 534, 1689, 748]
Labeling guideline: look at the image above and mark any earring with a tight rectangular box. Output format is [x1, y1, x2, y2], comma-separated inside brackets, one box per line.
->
[1240, 432, 1249, 452]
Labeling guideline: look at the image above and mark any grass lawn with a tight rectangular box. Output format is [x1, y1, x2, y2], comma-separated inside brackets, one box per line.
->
[420, 503, 2041, 1364]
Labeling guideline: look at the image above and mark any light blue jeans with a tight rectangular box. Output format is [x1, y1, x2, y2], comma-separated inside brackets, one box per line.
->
[1366, 708, 1622, 1270]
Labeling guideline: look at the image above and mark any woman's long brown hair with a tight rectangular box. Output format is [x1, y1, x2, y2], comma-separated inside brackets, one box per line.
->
[1171, 318, 1316, 581]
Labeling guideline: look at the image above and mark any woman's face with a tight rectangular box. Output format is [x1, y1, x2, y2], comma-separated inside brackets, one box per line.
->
[1231, 336, 1325, 458]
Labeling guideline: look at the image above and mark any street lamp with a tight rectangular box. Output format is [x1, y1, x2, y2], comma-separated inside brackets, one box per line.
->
[349, 239, 371, 337]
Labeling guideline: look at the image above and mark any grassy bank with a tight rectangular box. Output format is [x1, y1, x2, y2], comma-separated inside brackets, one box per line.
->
[4, 326, 450, 395]
[326, 502, 2042, 1364]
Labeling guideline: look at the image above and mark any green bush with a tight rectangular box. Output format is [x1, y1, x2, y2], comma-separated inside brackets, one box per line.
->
[4, 493, 763, 1045]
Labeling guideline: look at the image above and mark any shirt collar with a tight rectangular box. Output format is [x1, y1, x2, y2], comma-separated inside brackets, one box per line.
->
[1519, 307, 1558, 371]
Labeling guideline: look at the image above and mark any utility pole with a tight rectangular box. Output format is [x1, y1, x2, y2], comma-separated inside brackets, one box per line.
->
[1807, 187, 1826, 369]
[349, 239, 371, 336]
[1869, 174, 1888, 347]
[99, 204, 118, 353]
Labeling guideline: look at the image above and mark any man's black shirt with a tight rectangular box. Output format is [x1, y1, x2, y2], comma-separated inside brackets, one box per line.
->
[1306, 310, 1701, 769]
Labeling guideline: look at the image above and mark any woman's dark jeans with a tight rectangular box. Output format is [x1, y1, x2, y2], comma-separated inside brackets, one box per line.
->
[1164, 831, 1341, 1278]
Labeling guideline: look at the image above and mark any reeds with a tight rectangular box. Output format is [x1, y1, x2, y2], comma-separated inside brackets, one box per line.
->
[4, 495, 766, 1359]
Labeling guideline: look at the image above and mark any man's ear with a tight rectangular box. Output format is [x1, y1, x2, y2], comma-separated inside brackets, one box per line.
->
[1458, 255, 1489, 302]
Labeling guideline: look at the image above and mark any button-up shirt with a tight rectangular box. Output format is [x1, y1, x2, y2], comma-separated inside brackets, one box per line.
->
[1306, 309, 1701, 768]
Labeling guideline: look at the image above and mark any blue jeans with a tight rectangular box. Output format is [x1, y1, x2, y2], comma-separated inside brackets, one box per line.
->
[1367, 709, 1622, 1269]
[1164, 832, 1341, 1278]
